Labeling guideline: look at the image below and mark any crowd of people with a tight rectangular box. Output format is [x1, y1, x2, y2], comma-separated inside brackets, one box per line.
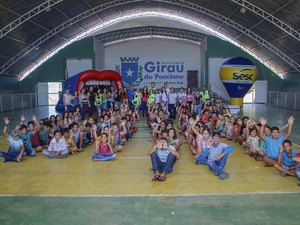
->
[1, 81, 300, 185]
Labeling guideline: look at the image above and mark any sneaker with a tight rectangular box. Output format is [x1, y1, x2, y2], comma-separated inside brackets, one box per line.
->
[281, 172, 287, 177]
[219, 172, 229, 180]
[78, 148, 83, 152]
[3, 158, 7, 163]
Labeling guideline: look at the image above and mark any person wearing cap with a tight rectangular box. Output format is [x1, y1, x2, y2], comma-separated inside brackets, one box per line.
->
[204, 131, 234, 180]
[200, 85, 210, 103]
[0, 117, 25, 162]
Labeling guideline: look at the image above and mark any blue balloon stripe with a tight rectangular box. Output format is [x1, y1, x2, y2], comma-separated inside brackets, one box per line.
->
[223, 57, 255, 66]
[223, 83, 253, 98]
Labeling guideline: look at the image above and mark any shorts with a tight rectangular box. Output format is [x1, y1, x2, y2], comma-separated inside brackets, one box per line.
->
[267, 156, 278, 161]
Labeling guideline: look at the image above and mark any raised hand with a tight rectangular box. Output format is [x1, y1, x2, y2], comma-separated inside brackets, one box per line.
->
[4, 117, 9, 125]
[20, 114, 25, 122]
[287, 116, 295, 125]
[259, 117, 267, 126]
[279, 144, 284, 153]
[32, 114, 37, 121]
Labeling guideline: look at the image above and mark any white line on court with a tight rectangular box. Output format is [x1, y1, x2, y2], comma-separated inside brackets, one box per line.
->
[0, 191, 300, 198]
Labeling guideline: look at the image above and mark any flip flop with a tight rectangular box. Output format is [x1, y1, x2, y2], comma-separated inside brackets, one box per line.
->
[152, 175, 160, 181]
[159, 176, 166, 182]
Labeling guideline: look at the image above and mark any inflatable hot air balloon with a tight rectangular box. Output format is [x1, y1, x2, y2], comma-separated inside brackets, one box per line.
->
[219, 57, 257, 107]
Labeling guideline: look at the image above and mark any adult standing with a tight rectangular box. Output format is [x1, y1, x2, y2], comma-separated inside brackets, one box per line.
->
[168, 87, 177, 120]
[164, 82, 170, 95]
[79, 89, 88, 121]
[141, 86, 148, 118]
[72, 91, 80, 112]
[200, 85, 210, 103]
[108, 86, 116, 110]
[114, 88, 122, 111]
[160, 86, 168, 109]
[127, 84, 136, 111]
[149, 82, 156, 92]
[87, 86, 96, 117]
[63, 89, 74, 112]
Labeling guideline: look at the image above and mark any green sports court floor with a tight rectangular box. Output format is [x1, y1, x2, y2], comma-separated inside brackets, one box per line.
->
[1, 194, 300, 225]
[0, 104, 300, 225]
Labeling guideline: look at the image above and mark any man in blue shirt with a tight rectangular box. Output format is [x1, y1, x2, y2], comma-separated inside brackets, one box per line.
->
[199, 132, 234, 180]
[274, 140, 297, 176]
[127, 84, 136, 110]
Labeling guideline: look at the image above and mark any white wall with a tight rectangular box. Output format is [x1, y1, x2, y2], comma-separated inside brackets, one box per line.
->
[66, 58, 93, 78]
[104, 39, 201, 88]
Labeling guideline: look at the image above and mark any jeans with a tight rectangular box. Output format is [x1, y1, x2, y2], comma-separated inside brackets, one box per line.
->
[129, 102, 134, 111]
[195, 148, 209, 164]
[208, 154, 229, 175]
[296, 167, 300, 179]
[168, 104, 176, 120]
[114, 101, 121, 111]
[194, 104, 202, 115]
[42, 149, 69, 158]
[88, 103, 95, 117]
[84, 132, 92, 145]
[92, 152, 116, 161]
[101, 103, 108, 111]
[24, 146, 36, 156]
[0, 150, 20, 162]
[66, 105, 73, 113]
[150, 152, 176, 174]
[195, 154, 208, 165]
[81, 103, 87, 121]
[141, 101, 148, 117]
[108, 101, 114, 110]
[95, 104, 102, 118]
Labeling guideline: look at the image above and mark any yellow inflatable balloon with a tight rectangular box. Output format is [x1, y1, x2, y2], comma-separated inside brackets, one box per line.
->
[219, 57, 257, 106]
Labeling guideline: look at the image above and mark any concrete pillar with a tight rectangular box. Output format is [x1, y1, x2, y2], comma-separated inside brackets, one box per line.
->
[94, 37, 105, 71]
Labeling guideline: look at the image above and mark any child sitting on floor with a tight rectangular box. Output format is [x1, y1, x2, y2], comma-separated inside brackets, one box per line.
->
[197, 132, 234, 180]
[293, 153, 300, 186]
[148, 137, 179, 182]
[273, 140, 298, 177]
[62, 128, 78, 155]
[259, 116, 294, 166]
[92, 132, 116, 161]
[42, 130, 68, 159]
[0, 117, 24, 162]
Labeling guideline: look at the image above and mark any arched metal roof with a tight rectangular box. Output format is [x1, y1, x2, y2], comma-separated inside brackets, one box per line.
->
[0, 0, 299, 79]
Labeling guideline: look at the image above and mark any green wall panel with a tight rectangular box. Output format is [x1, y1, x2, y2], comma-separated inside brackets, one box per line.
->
[20, 37, 95, 92]
[283, 72, 300, 91]
[0, 76, 19, 92]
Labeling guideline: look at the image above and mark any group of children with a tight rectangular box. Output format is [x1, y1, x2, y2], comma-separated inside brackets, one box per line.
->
[2, 84, 300, 186]
[145, 86, 300, 185]
[0, 101, 139, 162]
[147, 100, 235, 181]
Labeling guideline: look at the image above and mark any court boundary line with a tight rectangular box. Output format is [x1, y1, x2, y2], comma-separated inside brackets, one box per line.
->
[0, 191, 299, 198]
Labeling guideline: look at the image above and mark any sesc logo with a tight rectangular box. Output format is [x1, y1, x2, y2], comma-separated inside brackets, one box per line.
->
[233, 69, 254, 80]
